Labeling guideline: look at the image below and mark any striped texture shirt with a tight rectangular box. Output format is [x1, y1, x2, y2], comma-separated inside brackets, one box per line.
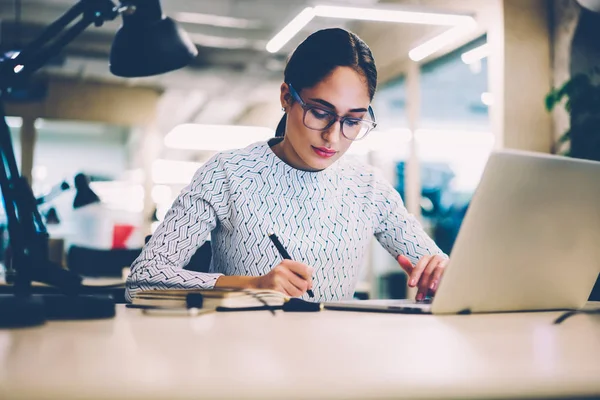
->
[125, 139, 446, 302]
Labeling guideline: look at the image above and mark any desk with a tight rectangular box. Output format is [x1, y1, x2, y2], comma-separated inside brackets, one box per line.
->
[1, 305, 599, 399]
[0, 277, 126, 302]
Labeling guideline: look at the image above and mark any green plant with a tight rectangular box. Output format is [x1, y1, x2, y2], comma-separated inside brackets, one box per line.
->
[545, 67, 600, 161]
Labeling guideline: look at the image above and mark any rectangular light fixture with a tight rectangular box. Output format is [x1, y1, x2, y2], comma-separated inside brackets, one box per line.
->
[408, 22, 476, 62]
[461, 43, 489, 64]
[266, 7, 315, 53]
[174, 12, 262, 29]
[266, 5, 476, 62]
[188, 33, 261, 50]
[313, 5, 474, 26]
[164, 124, 274, 152]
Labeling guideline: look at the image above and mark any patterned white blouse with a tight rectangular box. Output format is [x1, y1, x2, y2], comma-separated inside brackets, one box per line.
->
[125, 138, 446, 302]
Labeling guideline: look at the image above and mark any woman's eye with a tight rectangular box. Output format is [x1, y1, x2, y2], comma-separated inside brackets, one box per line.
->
[344, 119, 361, 127]
[310, 108, 331, 119]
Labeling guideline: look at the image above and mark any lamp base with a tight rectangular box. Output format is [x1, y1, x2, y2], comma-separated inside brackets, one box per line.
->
[0, 295, 45, 328]
[0, 294, 115, 328]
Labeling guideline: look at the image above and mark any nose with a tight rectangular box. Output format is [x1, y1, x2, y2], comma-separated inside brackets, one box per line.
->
[321, 120, 342, 145]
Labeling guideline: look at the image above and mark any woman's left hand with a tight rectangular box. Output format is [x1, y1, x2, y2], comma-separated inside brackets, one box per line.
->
[396, 254, 449, 301]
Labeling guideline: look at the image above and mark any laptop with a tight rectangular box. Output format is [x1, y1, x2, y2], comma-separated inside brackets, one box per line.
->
[325, 150, 600, 314]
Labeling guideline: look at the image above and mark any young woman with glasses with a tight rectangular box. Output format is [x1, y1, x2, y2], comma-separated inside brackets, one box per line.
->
[125, 28, 448, 303]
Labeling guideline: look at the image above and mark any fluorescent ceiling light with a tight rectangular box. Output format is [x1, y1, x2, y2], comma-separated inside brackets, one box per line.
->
[266, 7, 315, 53]
[188, 33, 264, 50]
[175, 12, 262, 29]
[313, 5, 473, 25]
[164, 124, 274, 152]
[152, 159, 205, 185]
[266, 5, 476, 61]
[408, 21, 476, 62]
[461, 43, 489, 64]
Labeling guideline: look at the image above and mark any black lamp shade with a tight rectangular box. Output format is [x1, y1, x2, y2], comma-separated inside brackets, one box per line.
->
[109, 15, 198, 78]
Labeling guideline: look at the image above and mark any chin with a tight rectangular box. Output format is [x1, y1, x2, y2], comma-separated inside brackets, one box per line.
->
[303, 154, 337, 170]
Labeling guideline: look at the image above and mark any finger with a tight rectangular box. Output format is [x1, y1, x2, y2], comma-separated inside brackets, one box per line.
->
[418, 257, 442, 300]
[396, 255, 414, 274]
[278, 277, 304, 297]
[281, 260, 314, 288]
[409, 255, 431, 288]
[428, 258, 448, 294]
[280, 267, 309, 295]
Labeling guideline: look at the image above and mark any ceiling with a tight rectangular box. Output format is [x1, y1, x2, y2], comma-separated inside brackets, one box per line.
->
[0, 0, 489, 140]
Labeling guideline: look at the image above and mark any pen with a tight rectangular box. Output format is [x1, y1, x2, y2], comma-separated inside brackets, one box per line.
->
[268, 232, 315, 298]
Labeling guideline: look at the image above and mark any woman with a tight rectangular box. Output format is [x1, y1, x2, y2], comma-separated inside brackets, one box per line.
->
[125, 28, 448, 302]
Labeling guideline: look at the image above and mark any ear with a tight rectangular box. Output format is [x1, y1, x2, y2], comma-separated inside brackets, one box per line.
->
[280, 82, 292, 111]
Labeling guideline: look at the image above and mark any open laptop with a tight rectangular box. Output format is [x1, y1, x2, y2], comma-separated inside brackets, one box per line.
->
[325, 150, 600, 314]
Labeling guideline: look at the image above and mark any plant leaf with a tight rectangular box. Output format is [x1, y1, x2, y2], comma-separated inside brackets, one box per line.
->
[557, 130, 571, 144]
[545, 92, 557, 111]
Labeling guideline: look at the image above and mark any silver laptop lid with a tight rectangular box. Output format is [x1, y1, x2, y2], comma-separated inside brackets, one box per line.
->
[432, 150, 600, 314]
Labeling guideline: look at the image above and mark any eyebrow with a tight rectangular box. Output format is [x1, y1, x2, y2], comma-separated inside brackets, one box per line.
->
[309, 98, 368, 113]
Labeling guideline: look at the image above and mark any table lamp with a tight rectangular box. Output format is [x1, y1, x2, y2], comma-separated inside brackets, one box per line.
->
[73, 173, 101, 210]
[0, 0, 198, 328]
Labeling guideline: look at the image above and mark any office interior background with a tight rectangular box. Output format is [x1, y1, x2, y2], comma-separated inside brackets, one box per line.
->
[0, 0, 599, 299]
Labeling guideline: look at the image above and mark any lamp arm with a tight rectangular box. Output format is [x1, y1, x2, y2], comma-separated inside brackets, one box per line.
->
[0, 0, 124, 90]
[0, 0, 130, 293]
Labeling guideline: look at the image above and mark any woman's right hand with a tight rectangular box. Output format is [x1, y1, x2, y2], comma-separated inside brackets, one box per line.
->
[253, 260, 314, 297]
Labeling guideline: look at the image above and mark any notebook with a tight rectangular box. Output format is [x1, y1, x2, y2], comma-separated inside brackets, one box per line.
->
[131, 288, 287, 311]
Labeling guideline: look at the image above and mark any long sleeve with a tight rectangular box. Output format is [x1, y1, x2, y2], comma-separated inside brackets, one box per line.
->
[125, 155, 232, 302]
[373, 175, 447, 266]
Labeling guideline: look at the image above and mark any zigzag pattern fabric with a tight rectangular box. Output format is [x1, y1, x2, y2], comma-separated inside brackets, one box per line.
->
[125, 139, 446, 302]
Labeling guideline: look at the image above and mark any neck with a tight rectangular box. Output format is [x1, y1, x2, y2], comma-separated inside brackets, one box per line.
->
[271, 137, 322, 172]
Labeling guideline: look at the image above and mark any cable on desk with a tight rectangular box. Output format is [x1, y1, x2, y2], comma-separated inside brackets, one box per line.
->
[553, 309, 600, 324]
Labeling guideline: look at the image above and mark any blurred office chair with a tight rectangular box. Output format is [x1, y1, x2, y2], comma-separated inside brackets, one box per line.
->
[144, 235, 212, 273]
[378, 271, 408, 300]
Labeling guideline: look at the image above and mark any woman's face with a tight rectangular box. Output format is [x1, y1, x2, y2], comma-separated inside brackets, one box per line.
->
[278, 66, 371, 171]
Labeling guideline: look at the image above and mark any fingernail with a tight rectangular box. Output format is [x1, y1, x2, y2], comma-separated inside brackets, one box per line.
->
[409, 279, 416, 286]
[430, 281, 437, 290]
[416, 293, 423, 301]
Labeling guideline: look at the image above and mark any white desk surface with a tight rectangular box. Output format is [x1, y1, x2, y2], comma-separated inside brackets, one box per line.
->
[1, 304, 599, 400]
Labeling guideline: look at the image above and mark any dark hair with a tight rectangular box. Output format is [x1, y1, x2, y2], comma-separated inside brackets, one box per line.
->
[275, 28, 377, 137]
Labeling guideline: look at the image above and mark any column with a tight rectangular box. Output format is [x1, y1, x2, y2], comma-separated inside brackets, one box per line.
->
[129, 120, 162, 238]
[19, 117, 36, 183]
[405, 60, 422, 219]
[487, 0, 553, 152]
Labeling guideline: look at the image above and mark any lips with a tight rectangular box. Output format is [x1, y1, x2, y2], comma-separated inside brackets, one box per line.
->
[312, 146, 337, 159]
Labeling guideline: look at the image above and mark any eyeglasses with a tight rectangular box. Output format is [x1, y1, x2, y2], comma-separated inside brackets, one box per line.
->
[288, 84, 377, 141]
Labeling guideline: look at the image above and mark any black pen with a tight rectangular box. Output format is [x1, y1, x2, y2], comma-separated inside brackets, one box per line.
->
[268, 232, 315, 298]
